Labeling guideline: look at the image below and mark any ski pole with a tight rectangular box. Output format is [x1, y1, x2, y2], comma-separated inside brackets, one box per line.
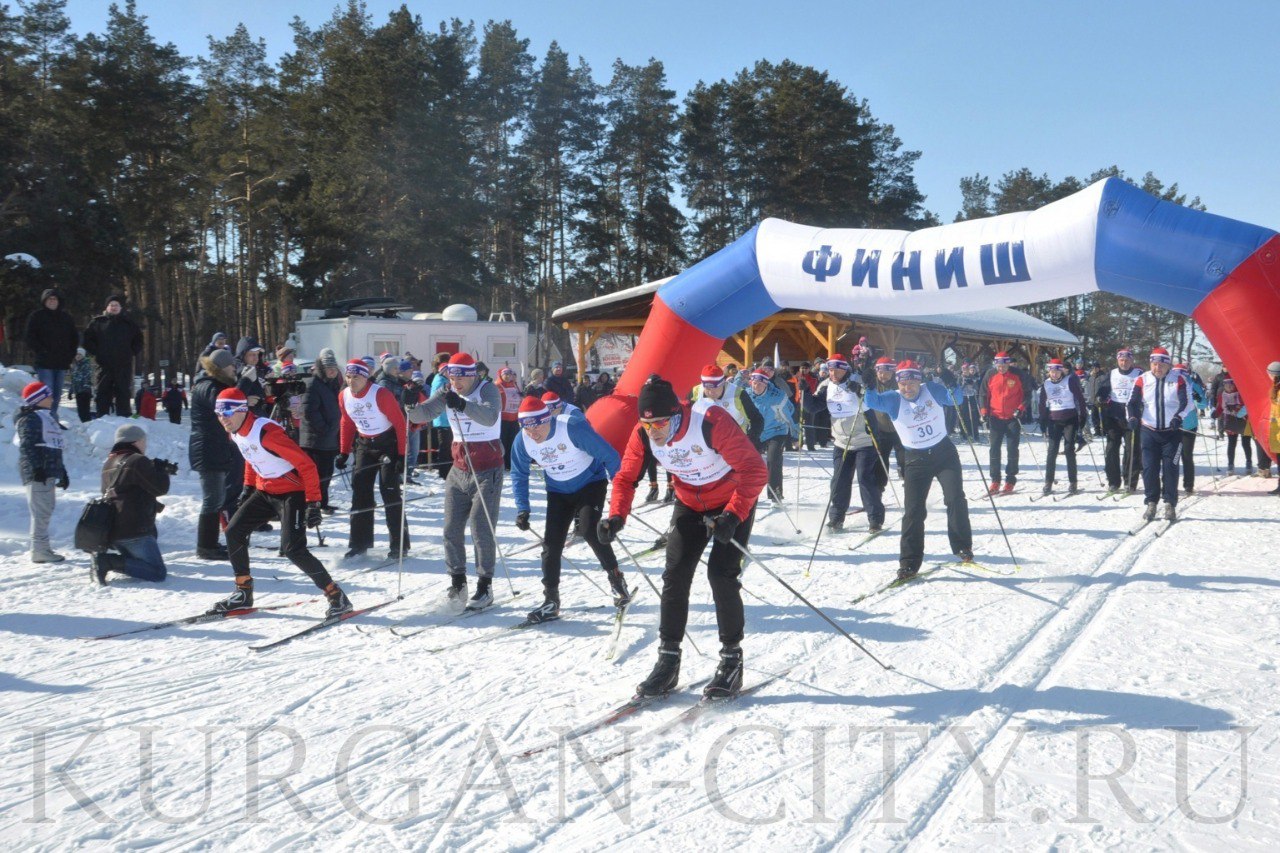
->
[947, 386, 1022, 573]
[864, 423, 902, 509]
[766, 485, 803, 535]
[614, 535, 702, 658]
[451, 409, 518, 598]
[707, 520, 893, 670]
[803, 393, 864, 578]
[525, 528, 607, 596]
[397, 439, 410, 599]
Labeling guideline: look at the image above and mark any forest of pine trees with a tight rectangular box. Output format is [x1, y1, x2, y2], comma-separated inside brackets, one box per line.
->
[1, 1, 1208, 372]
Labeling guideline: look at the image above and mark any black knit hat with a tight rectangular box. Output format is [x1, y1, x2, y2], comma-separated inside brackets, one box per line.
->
[637, 377, 680, 419]
[106, 293, 126, 307]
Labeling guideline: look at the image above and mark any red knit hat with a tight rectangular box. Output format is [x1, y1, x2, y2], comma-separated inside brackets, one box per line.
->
[875, 356, 895, 369]
[541, 391, 562, 406]
[1047, 358, 1067, 371]
[895, 360, 923, 381]
[345, 359, 370, 377]
[21, 381, 51, 407]
[700, 364, 725, 384]
[993, 352, 1011, 364]
[214, 387, 249, 415]
[1149, 347, 1171, 364]
[446, 352, 477, 376]
[826, 353, 850, 371]
[517, 396, 551, 425]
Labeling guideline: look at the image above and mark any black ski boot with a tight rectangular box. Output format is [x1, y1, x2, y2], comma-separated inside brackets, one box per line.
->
[606, 569, 632, 607]
[827, 519, 844, 533]
[526, 592, 560, 624]
[896, 562, 919, 582]
[1041, 483, 1052, 497]
[208, 578, 254, 614]
[644, 483, 660, 503]
[661, 486, 675, 504]
[703, 645, 744, 699]
[636, 645, 681, 697]
[1163, 503, 1177, 522]
[1068, 482, 1080, 496]
[343, 546, 368, 561]
[1142, 502, 1158, 522]
[956, 549, 974, 564]
[466, 576, 494, 611]
[447, 573, 468, 602]
[324, 583, 353, 618]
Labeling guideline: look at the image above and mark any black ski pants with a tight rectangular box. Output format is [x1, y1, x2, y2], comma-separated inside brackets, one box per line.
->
[306, 447, 338, 508]
[1226, 433, 1252, 469]
[227, 489, 333, 590]
[94, 363, 133, 417]
[763, 435, 786, 499]
[1141, 427, 1181, 506]
[988, 417, 1021, 485]
[1180, 431, 1197, 491]
[1104, 422, 1141, 490]
[349, 431, 408, 552]
[830, 444, 884, 527]
[1044, 419, 1079, 487]
[541, 478, 618, 592]
[659, 501, 755, 646]
[900, 439, 972, 571]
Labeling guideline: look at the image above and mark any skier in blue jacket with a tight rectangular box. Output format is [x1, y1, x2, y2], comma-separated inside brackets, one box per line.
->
[745, 367, 795, 502]
[510, 396, 630, 622]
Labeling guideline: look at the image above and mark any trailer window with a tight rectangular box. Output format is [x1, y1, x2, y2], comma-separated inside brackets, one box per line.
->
[371, 339, 401, 356]
[491, 340, 518, 359]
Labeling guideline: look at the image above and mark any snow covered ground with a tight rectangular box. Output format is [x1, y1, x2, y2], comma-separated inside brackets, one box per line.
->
[1, 366, 1278, 851]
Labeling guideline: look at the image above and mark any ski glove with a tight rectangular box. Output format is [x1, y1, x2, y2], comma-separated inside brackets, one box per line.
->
[1128, 417, 1140, 431]
[515, 510, 530, 531]
[305, 502, 323, 529]
[56, 472, 69, 490]
[335, 453, 349, 470]
[1170, 415, 1183, 431]
[710, 512, 739, 544]
[239, 486, 257, 506]
[32, 468, 46, 483]
[444, 390, 467, 411]
[597, 515, 624, 544]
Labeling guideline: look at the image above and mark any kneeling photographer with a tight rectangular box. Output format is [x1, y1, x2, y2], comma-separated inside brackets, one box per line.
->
[92, 424, 174, 585]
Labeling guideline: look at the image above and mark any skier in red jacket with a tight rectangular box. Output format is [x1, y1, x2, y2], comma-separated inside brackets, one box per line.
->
[601, 376, 767, 700]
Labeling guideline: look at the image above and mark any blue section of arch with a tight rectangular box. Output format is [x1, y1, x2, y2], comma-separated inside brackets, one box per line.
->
[657, 225, 780, 338]
[1093, 177, 1276, 315]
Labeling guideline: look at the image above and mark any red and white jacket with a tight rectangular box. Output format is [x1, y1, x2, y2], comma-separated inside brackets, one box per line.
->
[498, 380, 522, 423]
[232, 414, 322, 503]
[1127, 371, 1192, 431]
[610, 404, 767, 522]
[339, 382, 407, 454]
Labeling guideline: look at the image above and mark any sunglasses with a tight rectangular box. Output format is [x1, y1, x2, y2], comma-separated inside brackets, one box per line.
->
[640, 417, 673, 431]
[214, 404, 247, 417]
[702, 379, 725, 388]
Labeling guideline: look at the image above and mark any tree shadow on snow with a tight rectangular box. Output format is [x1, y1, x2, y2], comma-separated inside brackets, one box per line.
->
[754, 682, 1235, 731]
[0, 672, 91, 694]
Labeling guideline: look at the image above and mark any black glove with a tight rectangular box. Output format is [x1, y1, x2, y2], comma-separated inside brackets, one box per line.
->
[515, 510, 530, 531]
[32, 468, 46, 483]
[710, 512, 739, 544]
[1128, 417, 1140, 431]
[56, 472, 69, 490]
[153, 458, 178, 476]
[444, 390, 467, 411]
[597, 515, 624, 544]
[238, 485, 257, 506]
[335, 453, 349, 470]
[392, 456, 405, 479]
[1171, 415, 1183, 431]
[305, 502, 323, 529]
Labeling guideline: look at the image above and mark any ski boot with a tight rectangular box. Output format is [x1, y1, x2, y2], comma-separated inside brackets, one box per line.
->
[826, 519, 844, 533]
[661, 486, 675, 504]
[525, 592, 560, 624]
[703, 645, 744, 699]
[956, 549, 975, 564]
[636, 645, 681, 697]
[1067, 482, 1081, 496]
[465, 577, 494, 611]
[896, 562, 920, 582]
[987, 481, 1002, 496]
[208, 578, 254, 614]
[644, 483, 660, 504]
[31, 548, 66, 563]
[1142, 502, 1158, 522]
[343, 546, 368, 561]
[1000, 482, 1015, 495]
[447, 573, 468, 602]
[1163, 504, 1177, 522]
[867, 523, 883, 534]
[606, 569, 632, 607]
[387, 544, 410, 560]
[324, 583, 353, 618]
[1041, 483, 1052, 497]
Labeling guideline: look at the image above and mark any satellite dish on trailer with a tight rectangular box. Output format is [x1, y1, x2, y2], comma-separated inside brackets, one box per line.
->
[441, 304, 478, 322]
[4, 252, 41, 268]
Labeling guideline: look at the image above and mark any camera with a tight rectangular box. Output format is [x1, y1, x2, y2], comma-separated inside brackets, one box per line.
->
[153, 458, 179, 476]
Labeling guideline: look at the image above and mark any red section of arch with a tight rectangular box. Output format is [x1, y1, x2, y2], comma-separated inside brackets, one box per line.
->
[586, 296, 727, 452]
[1192, 236, 1280, 462]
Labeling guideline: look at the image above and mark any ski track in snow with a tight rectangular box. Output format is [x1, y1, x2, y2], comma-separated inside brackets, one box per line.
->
[0, 385, 1277, 851]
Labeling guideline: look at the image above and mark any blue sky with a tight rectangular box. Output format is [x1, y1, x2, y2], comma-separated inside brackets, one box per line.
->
[60, 0, 1280, 229]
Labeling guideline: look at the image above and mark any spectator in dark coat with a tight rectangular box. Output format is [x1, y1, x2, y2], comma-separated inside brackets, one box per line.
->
[545, 361, 576, 405]
[301, 348, 343, 512]
[233, 336, 268, 416]
[24, 288, 81, 419]
[189, 350, 240, 559]
[92, 423, 170, 584]
[82, 294, 143, 417]
[161, 382, 187, 424]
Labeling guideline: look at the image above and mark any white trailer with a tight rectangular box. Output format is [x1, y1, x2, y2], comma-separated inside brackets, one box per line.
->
[290, 303, 529, 374]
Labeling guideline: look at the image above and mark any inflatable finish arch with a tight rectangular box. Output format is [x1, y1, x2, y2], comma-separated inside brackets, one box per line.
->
[586, 178, 1280, 456]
